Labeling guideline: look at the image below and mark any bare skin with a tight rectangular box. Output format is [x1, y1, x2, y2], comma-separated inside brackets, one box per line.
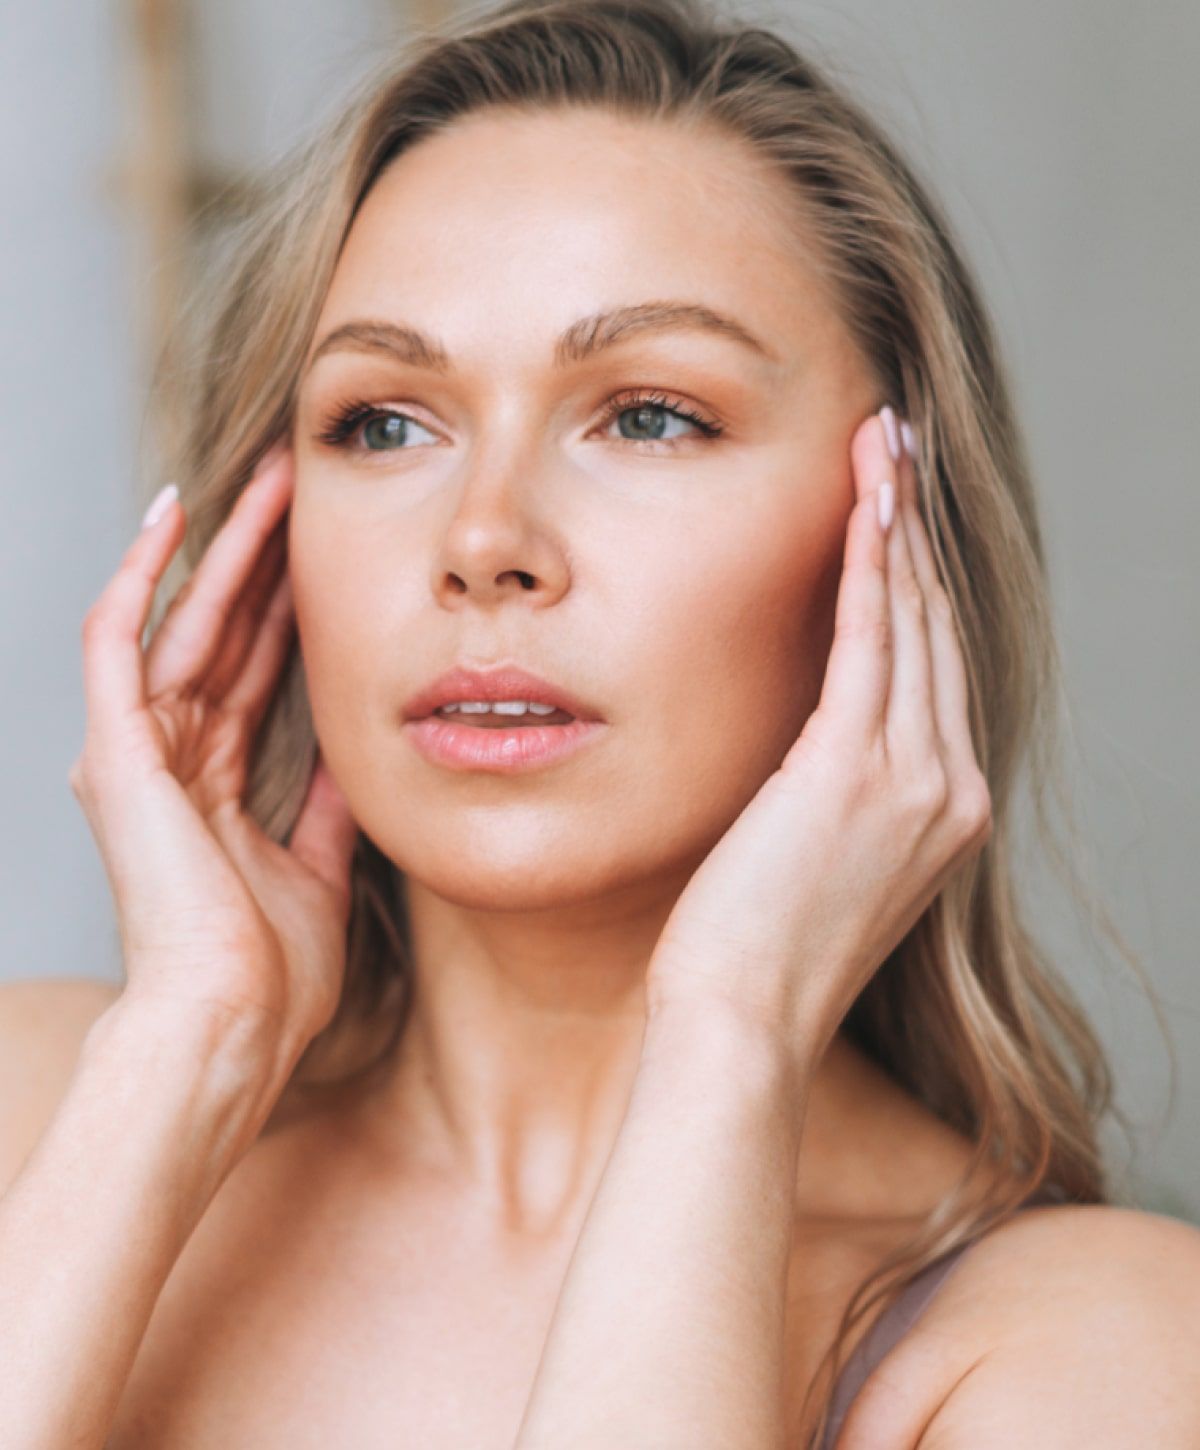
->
[18, 980, 978, 1447]
[120, 107, 984, 1443]
[285, 105, 887, 1235]
[35, 106, 1199, 1447]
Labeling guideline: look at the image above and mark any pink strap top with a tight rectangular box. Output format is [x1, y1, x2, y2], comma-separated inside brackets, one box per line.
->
[816, 1184, 1067, 1449]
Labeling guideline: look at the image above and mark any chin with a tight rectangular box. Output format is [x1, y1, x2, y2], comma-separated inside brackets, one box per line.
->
[377, 816, 694, 916]
[395, 854, 624, 914]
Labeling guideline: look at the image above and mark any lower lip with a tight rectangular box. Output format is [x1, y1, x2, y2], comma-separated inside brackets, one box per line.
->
[404, 715, 607, 772]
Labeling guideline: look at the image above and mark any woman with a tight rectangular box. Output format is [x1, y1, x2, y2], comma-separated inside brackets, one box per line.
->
[4, 0, 1197, 1443]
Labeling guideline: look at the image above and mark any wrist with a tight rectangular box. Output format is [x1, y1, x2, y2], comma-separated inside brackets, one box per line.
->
[96, 983, 301, 1072]
[641, 993, 812, 1144]
[83, 992, 294, 1182]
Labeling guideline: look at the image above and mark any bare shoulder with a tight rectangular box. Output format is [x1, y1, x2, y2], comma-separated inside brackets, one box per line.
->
[0, 975, 124, 1192]
[839, 1202, 1200, 1449]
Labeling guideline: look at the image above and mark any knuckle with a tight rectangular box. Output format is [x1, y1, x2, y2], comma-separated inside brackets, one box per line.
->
[906, 762, 949, 819]
[68, 750, 100, 807]
[956, 771, 994, 843]
[928, 584, 956, 628]
[832, 749, 879, 807]
[897, 571, 927, 615]
[80, 603, 106, 644]
[835, 611, 891, 651]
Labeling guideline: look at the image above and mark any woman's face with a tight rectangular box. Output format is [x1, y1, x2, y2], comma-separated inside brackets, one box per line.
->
[290, 106, 880, 911]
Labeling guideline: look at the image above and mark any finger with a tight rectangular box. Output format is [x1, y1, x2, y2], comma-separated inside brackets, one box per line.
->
[896, 421, 976, 773]
[222, 564, 297, 736]
[81, 485, 186, 743]
[143, 442, 293, 699]
[879, 408, 939, 765]
[199, 522, 288, 702]
[289, 755, 359, 917]
[812, 411, 894, 748]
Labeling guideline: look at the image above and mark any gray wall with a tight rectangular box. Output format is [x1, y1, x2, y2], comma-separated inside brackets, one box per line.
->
[3, 0, 1196, 1219]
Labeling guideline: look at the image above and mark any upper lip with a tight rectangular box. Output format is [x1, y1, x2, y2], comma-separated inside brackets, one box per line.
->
[402, 664, 604, 722]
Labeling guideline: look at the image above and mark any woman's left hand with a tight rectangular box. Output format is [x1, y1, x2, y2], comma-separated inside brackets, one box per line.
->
[644, 406, 994, 1072]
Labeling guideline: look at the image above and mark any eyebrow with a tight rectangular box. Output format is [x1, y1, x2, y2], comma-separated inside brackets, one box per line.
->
[303, 300, 780, 377]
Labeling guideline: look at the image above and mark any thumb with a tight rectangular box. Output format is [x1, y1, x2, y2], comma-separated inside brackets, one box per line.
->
[289, 753, 359, 909]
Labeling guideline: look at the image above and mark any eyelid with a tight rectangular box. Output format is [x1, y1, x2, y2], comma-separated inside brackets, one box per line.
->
[313, 386, 725, 454]
[314, 399, 440, 452]
[592, 388, 722, 440]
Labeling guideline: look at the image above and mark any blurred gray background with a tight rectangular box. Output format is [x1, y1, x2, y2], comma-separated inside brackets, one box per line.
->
[2, 0, 1196, 1220]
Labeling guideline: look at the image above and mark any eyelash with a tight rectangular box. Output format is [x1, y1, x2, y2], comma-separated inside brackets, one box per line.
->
[314, 388, 725, 454]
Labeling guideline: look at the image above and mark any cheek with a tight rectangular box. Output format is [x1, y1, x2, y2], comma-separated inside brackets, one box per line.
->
[287, 509, 391, 761]
[630, 499, 846, 791]
[279, 467, 849, 903]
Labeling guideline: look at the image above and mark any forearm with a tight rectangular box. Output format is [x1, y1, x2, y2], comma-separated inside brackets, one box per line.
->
[0, 996, 289, 1449]
[513, 1005, 809, 1450]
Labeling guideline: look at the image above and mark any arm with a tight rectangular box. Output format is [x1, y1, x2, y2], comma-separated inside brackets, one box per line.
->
[512, 410, 989, 1448]
[0, 993, 295, 1449]
[915, 1210, 1200, 1449]
[512, 1003, 809, 1450]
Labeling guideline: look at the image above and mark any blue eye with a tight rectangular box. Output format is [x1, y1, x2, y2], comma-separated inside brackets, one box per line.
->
[315, 389, 724, 456]
[316, 404, 438, 452]
[595, 392, 722, 444]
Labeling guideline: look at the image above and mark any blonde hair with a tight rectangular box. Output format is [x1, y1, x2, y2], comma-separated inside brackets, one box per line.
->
[145, 0, 1168, 1441]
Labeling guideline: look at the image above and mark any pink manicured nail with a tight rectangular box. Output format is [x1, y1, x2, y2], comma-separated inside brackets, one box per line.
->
[879, 406, 902, 463]
[141, 482, 178, 530]
[900, 419, 916, 458]
[877, 480, 894, 532]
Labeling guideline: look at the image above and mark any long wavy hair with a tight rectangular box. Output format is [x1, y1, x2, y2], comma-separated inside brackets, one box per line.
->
[141, 0, 1169, 1442]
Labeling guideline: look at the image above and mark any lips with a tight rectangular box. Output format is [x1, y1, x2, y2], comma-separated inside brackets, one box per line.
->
[438, 707, 575, 727]
[402, 663, 604, 723]
[405, 712, 607, 772]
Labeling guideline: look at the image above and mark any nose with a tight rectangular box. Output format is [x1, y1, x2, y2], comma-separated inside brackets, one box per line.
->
[430, 460, 570, 609]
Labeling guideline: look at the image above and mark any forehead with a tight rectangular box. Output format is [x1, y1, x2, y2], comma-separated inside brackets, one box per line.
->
[314, 106, 848, 373]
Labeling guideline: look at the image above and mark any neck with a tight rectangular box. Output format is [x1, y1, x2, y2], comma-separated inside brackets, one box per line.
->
[335, 874, 892, 1242]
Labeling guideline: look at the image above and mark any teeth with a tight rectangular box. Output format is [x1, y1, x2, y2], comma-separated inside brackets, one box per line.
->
[438, 699, 560, 716]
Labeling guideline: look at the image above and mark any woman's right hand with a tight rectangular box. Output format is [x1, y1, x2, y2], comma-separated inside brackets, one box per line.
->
[68, 440, 360, 1058]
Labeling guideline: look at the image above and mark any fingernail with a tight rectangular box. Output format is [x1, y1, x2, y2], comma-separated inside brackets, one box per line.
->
[900, 418, 916, 459]
[877, 480, 895, 532]
[141, 482, 178, 530]
[879, 405, 902, 463]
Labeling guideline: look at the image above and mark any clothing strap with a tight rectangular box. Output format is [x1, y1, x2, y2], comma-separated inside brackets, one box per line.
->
[816, 1184, 1067, 1449]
